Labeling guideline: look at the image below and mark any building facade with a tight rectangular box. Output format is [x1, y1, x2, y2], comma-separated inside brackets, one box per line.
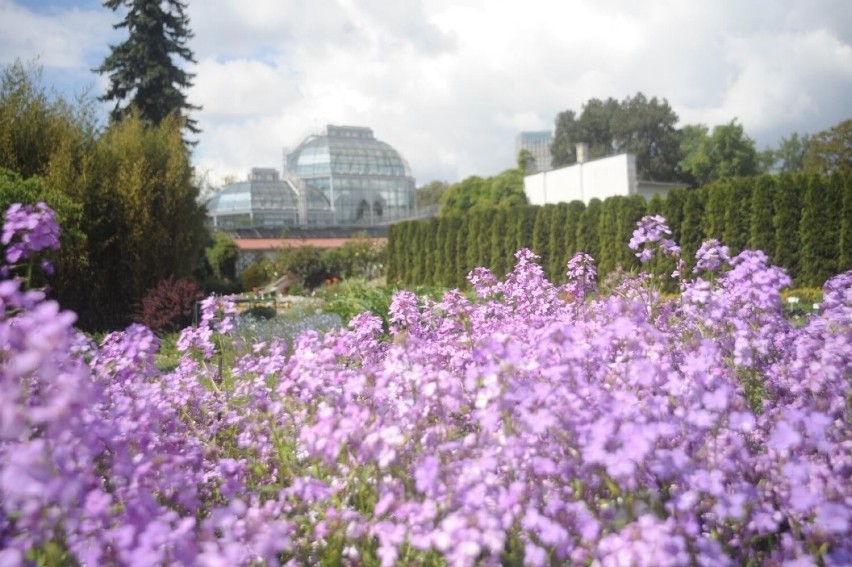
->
[515, 131, 554, 173]
[524, 144, 686, 205]
[284, 125, 416, 226]
[206, 168, 333, 230]
[207, 125, 416, 230]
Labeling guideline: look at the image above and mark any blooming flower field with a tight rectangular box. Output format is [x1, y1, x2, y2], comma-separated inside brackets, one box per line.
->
[1, 205, 850, 566]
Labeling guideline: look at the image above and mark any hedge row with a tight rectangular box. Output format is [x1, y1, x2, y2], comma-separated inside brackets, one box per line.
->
[388, 173, 852, 288]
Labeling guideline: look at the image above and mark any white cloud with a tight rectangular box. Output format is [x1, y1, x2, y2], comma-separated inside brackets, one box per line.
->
[2, 0, 851, 186]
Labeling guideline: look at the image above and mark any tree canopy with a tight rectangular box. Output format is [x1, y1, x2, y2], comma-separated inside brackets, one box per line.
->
[1, 61, 207, 329]
[95, 0, 200, 137]
[551, 93, 683, 182]
[439, 169, 527, 216]
[802, 119, 852, 177]
[678, 119, 759, 186]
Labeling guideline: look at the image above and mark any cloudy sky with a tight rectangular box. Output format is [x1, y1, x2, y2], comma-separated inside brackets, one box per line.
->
[2, 0, 851, 187]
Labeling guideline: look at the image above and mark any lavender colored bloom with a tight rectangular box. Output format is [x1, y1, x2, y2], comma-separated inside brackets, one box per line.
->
[1, 199, 850, 566]
[694, 239, 731, 273]
[629, 214, 681, 263]
[2, 202, 60, 264]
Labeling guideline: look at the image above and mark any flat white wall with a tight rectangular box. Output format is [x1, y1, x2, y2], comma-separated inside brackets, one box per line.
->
[524, 154, 636, 205]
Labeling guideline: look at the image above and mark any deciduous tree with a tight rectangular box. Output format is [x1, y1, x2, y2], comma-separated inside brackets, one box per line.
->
[802, 119, 852, 176]
[552, 93, 683, 181]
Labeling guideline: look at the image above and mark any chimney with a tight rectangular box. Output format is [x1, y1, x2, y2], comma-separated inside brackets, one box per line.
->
[576, 142, 589, 164]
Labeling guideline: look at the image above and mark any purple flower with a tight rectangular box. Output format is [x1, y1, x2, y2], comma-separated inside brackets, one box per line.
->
[629, 215, 681, 263]
[2, 202, 60, 265]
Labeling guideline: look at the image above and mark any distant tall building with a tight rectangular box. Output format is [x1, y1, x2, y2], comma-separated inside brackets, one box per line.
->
[515, 131, 554, 173]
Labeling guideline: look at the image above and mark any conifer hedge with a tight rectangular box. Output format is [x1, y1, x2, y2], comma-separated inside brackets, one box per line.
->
[387, 174, 851, 288]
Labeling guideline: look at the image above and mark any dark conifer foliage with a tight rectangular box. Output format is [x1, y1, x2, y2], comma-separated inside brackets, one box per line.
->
[96, 0, 200, 136]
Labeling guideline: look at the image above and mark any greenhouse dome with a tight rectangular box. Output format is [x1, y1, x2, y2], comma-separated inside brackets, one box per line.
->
[206, 168, 331, 229]
[285, 125, 416, 225]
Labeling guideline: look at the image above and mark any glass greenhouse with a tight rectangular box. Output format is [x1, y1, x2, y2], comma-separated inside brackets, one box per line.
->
[206, 168, 332, 230]
[285, 125, 416, 225]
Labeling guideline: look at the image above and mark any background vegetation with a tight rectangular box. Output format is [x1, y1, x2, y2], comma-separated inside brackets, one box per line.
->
[390, 173, 851, 289]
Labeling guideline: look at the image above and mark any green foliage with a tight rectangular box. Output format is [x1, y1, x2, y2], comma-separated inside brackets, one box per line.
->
[749, 176, 777, 263]
[723, 177, 753, 255]
[439, 169, 527, 216]
[489, 207, 512, 277]
[517, 148, 536, 173]
[798, 174, 842, 286]
[802, 119, 852, 177]
[319, 278, 395, 331]
[0, 168, 88, 293]
[840, 174, 852, 273]
[772, 174, 804, 281]
[1, 62, 208, 329]
[96, 0, 200, 136]
[79, 112, 207, 328]
[205, 231, 239, 283]
[0, 60, 98, 181]
[576, 198, 602, 259]
[679, 120, 759, 186]
[532, 205, 554, 277]
[616, 195, 650, 269]
[241, 262, 268, 291]
[770, 132, 810, 173]
[596, 197, 620, 275]
[552, 93, 683, 181]
[415, 180, 449, 209]
[272, 246, 335, 290]
[322, 236, 387, 280]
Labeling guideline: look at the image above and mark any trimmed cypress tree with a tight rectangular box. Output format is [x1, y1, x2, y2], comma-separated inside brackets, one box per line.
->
[723, 178, 753, 255]
[465, 211, 483, 272]
[680, 188, 707, 269]
[616, 194, 649, 270]
[386, 223, 398, 283]
[490, 207, 513, 276]
[749, 175, 777, 261]
[410, 221, 427, 284]
[703, 180, 730, 241]
[516, 206, 538, 255]
[547, 202, 570, 281]
[576, 198, 602, 261]
[454, 216, 470, 287]
[560, 201, 587, 275]
[773, 173, 804, 282]
[646, 193, 665, 217]
[798, 173, 842, 286]
[532, 205, 554, 278]
[596, 197, 621, 276]
[423, 218, 439, 285]
[436, 217, 454, 286]
[662, 187, 686, 247]
[840, 174, 852, 273]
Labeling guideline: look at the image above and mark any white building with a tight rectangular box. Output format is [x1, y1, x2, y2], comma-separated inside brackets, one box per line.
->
[524, 143, 685, 205]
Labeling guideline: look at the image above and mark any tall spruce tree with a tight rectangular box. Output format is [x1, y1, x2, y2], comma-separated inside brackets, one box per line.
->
[96, 0, 200, 137]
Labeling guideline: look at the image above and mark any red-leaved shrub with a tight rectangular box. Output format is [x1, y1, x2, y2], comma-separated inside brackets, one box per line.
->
[135, 277, 202, 333]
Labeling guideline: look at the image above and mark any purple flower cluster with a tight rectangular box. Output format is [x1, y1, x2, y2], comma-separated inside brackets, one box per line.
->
[629, 214, 681, 263]
[1, 205, 850, 565]
[1, 202, 60, 265]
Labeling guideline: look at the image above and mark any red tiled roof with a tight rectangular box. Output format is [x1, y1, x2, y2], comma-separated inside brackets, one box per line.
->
[233, 237, 387, 251]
